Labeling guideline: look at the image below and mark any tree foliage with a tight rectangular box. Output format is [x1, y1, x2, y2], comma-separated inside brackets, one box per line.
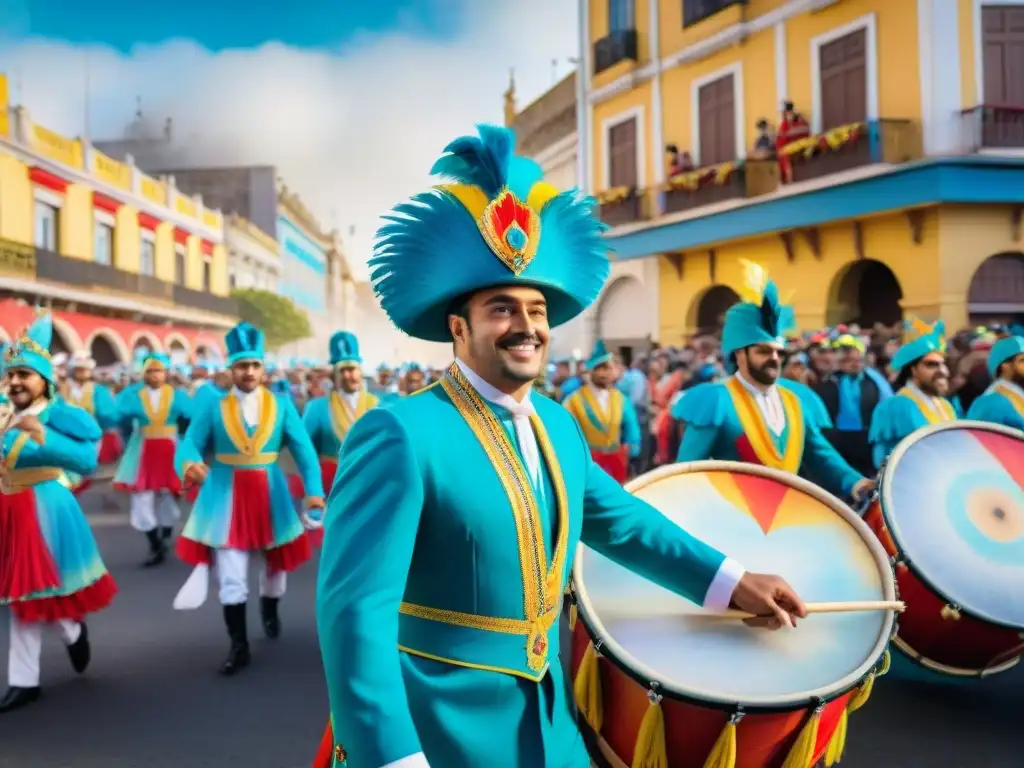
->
[230, 288, 312, 350]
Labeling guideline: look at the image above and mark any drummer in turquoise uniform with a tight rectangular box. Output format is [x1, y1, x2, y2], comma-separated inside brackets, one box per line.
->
[675, 261, 873, 504]
[966, 333, 1024, 430]
[173, 322, 325, 675]
[297, 331, 378, 501]
[113, 352, 192, 567]
[0, 313, 117, 713]
[868, 318, 958, 469]
[312, 125, 805, 768]
[561, 339, 640, 484]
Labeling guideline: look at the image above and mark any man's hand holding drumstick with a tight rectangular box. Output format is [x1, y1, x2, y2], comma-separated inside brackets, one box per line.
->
[731, 573, 808, 631]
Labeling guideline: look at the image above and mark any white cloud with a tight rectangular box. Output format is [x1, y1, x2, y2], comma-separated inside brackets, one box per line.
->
[0, 1, 579, 281]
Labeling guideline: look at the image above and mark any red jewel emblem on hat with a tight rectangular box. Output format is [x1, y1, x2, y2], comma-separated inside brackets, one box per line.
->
[480, 189, 540, 275]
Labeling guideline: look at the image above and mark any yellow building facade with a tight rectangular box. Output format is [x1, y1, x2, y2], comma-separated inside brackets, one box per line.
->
[581, 0, 1024, 341]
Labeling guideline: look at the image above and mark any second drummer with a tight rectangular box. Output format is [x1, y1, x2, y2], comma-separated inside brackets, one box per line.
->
[675, 261, 874, 504]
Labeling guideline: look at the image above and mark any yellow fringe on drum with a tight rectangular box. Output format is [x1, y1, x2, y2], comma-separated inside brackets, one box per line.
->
[849, 651, 890, 713]
[701, 717, 738, 768]
[574, 642, 603, 733]
[568, 603, 578, 631]
[823, 707, 848, 766]
[779, 707, 822, 768]
[631, 698, 668, 768]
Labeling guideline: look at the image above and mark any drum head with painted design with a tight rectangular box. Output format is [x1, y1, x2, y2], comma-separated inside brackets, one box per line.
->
[575, 462, 894, 707]
[883, 422, 1024, 629]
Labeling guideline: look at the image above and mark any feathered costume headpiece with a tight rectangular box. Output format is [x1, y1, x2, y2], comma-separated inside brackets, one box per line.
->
[891, 317, 946, 371]
[4, 308, 55, 383]
[370, 124, 610, 342]
[721, 261, 795, 372]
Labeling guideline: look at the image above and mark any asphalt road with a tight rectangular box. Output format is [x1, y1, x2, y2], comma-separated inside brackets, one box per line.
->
[1, 485, 1022, 767]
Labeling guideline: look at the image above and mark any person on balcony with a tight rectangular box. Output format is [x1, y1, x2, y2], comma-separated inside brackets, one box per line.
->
[776, 100, 811, 183]
[112, 353, 192, 567]
[0, 313, 117, 714]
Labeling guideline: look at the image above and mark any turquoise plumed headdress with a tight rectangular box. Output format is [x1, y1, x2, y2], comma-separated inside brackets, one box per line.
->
[587, 339, 613, 369]
[329, 331, 362, 368]
[370, 124, 610, 342]
[721, 261, 795, 372]
[988, 335, 1024, 378]
[892, 317, 946, 371]
[4, 311, 55, 382]
[225, 322, 265, 365]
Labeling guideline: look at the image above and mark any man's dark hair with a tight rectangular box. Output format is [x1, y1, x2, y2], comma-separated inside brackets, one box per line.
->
[446, 292, 473, 348]
[893, 364, 913, 390]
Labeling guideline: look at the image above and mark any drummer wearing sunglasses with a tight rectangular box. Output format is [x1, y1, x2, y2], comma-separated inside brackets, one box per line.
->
[674, 261, 875, 506]
[869, 318, 960, 469]
[311, 127, 807, 768]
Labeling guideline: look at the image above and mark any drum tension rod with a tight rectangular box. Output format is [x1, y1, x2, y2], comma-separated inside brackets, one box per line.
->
[646, 681, 662, 705]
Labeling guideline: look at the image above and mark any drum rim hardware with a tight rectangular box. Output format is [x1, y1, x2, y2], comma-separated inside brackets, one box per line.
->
[879, 419, 1024, 632]
[572, 460, 897, 714]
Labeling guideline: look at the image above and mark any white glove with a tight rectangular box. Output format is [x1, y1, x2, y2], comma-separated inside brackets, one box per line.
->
[302, 507, 324, 531]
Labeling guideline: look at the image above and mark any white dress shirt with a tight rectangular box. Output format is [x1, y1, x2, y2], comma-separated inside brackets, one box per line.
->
[376, 361, 745, 768]
[339, 389, 360, 413]
[233, 386, 260, 428]
[68, 382, 84, 402]
[145, 385, 164, 411]
[735, 372, 785, 436]
[587, 384, 611, 412]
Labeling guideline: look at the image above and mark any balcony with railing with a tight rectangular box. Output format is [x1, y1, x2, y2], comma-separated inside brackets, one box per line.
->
[172, 284, 238, 317]
[593, 30, 638, 75]
[960, 105, 1024, 151]
[782, 119, 922, 184]
[598, 186, 647, 226]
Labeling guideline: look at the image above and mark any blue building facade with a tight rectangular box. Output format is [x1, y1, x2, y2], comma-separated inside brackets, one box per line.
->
[277, 214, 327, 313]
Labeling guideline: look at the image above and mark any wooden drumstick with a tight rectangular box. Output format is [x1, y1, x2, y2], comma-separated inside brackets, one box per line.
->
[716, 600, 905, 620]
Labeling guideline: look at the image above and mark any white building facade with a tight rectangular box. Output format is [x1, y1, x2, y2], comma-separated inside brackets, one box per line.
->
[226, 214, 280, 292]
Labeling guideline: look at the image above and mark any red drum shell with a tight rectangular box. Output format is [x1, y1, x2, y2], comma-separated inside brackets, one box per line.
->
[570, 620, 852, 768]
[865, 500, 1023, 674]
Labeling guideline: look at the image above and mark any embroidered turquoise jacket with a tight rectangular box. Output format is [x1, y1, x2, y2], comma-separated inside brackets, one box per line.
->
[868, 388, 961, 469]
[561, 386, 642, 457]
[966, 385, 1024, 431]
[302, 391, 379, 459]
[674, 378, 861, 499]
[317, 374, 729, 768]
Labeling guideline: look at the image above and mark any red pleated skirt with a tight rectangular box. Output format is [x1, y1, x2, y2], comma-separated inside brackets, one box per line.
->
[176, 469, 311, 572]
[114, 437, 181, 494]
[98, 430, 124, 464]
[0, 489, 117, 622]
[288, 458, 337, 501]
[592, 447, 629, 484]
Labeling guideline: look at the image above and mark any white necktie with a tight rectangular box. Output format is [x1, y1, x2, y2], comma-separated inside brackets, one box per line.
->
[504, 399, 541, 492]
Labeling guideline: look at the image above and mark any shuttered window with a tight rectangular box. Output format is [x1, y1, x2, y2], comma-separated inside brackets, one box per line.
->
[818, 28, 868, 130]
[982, 6, 1024, 105]
[608, 118, 638, 188]
[697, 74, 736, 166]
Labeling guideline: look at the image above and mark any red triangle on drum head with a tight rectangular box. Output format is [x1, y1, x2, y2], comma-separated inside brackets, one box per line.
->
[972, 430, 1024, 487]
[732, 473, 790, 534]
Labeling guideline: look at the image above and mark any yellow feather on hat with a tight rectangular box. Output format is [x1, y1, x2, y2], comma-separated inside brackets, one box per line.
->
[737, 259, 769, 305]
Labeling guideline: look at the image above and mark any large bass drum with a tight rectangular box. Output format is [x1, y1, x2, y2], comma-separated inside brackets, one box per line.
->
[571, 461, 896, 768]
[864, 421, 1024, 677]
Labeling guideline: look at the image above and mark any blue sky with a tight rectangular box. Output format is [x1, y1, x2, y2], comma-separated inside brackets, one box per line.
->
[1, 0, 464, 51]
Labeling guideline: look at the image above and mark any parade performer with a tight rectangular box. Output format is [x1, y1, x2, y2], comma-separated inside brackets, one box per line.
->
[295, 331, 378, 505]
[966, 332, 1024, 429]
[868, 318, 958, 469]
[0, 313, 116, 713]
[674, 261, 873, 503]
[312, 125, 805, 768]
[61, 352, 122, 493]
[561, 339, 640, 483]
[112, 353, 191, 567]
[173, 322, 324, 676]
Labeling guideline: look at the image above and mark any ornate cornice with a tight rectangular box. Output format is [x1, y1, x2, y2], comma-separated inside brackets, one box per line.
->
[276, 179, 332, 246]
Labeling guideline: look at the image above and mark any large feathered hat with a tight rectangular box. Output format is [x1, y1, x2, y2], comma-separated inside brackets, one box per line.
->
[370, 124, 611, 342]
[5, 310, 55, 382]
[329, 331, 362, 368]
[721, 261, 795, 372]
[891, 317, 946, 371]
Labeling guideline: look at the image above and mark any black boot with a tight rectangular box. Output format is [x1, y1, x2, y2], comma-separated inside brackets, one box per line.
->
[260, 596, 281, 639]
[219, 603, 250, 676]
[160, 526, 174, 542]
[66, 622, 91, 674]
[142, 529, 166, 568]
[0, 686, 41, 713]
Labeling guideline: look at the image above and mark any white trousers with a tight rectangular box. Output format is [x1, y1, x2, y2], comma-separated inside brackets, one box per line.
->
[129, 490, 180, 533]
[7, 615, 82, 688]
[214, 549, 287, 606]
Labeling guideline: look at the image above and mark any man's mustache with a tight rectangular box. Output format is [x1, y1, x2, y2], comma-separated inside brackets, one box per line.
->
[498, 334, 541, 348]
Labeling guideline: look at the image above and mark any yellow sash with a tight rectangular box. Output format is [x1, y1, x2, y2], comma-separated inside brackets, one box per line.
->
[724, 377, 804, 474]
[564, 387, 623, 451]
[67, 383, 95, 414]
[139, 385, 172, 427]
[994, 382, 1024, 420]
[432, 363, 569, 672]
[220, 387, 278, 457]
[899, 387, 956, 424]
[328, 390, 377, 442]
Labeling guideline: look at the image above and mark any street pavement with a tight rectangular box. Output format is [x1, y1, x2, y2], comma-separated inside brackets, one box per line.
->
[1, 484, 1022, 767]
